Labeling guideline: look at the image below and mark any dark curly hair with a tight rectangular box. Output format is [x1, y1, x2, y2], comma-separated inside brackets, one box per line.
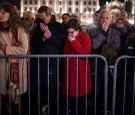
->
[65, 19, 82, 31]
[62, 13, 71, 20]
[0, 2, 29, 32]
[116, 18, 125, 24]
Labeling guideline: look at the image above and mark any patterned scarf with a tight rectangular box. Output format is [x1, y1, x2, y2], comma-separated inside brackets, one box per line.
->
[10, 29, 19, 103]
[10, 29, 19, 89]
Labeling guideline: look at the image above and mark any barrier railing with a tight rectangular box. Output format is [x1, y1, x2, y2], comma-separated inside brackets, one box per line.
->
[112, 55, 135, 115]
[0, 54, 108, 115]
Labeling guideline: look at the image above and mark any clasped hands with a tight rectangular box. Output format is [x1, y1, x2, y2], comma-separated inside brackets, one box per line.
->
[40, 22, 51, 39]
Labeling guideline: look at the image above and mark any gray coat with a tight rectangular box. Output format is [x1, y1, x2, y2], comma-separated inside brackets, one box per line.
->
[88, 27, 120, 50]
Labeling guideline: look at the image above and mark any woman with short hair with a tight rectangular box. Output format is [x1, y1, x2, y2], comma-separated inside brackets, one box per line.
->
[62, 19, 92, 115]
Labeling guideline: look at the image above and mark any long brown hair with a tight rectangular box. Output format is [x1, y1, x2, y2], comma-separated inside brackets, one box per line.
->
[0, 2, 29, 32]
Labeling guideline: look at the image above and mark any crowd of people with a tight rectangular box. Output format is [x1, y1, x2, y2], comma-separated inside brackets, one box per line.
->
[0, 1, 135, 115]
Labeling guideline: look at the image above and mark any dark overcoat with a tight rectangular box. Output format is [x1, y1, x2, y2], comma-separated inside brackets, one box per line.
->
[31, 15, 66, 87]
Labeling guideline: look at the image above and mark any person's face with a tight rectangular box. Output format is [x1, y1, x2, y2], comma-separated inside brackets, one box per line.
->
[93, 13, 99, 22]
[67, 28, 79, 38]
[37, 12, 52, 24]
[62, 15, 70, 24]
[0, 9, 10, 23]
[116, 19, 124, 28]
[99, 12, 112, 27]
[120, 13, 127, 21]
[23, 13, 35, 27]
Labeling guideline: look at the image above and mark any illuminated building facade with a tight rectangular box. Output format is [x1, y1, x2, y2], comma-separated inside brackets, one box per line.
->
[20, 0, 100, 25]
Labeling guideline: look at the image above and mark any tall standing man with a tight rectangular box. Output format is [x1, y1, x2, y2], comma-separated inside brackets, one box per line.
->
[30, 5, 66, 115]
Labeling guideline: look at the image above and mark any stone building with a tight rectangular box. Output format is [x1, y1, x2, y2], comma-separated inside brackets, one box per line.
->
[20, 0, 100, 25]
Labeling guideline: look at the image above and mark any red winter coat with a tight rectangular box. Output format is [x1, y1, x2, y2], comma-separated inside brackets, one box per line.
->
[62, 31, 92, 97]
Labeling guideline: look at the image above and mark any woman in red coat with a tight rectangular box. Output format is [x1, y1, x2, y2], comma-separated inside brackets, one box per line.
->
[62, 19, 92, 115]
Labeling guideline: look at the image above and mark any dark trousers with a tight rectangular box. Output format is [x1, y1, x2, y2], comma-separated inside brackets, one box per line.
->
[1, 93, 28, 115]
[32, 86, 58, 115]
[68, 96, 86, 115]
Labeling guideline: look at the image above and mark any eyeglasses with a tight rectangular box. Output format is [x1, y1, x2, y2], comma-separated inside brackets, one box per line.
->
[67, 30, 75, 34]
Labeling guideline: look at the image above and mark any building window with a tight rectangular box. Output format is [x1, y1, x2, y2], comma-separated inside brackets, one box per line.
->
[69, 1, 72, 5]
[68, 7, 72, 12]
[43, 0, 45, 4]
[75, 1, 78, 5]
[35, 0, 37, 4]
[93, 1, 96, 5]
[84, 8, 86, 12]
[75, 8, 78, 12]
[88, 1, 91, 5]
[59, 1, 62, 5]
[88, 8, 91, 12]
[60, 8, 62, 12]
[83, 1, 86, 5]
[50, 0, 52, 4]
[93, 8, 96, 12]
[24, 7, 27, 11]
[24, 0, 27, 4]
[30, 7, 32, 11]
[30, 0, 32, 4]
[35, 7, 37, 11]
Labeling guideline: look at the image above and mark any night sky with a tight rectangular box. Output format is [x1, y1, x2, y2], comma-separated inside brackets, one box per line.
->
[0, 0, 20, 4]
[100, 0, 125, 6]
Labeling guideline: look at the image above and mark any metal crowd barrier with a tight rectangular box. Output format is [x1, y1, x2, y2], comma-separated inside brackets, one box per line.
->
[112, 55, 135, 115]
[0, 54, 108, 115]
